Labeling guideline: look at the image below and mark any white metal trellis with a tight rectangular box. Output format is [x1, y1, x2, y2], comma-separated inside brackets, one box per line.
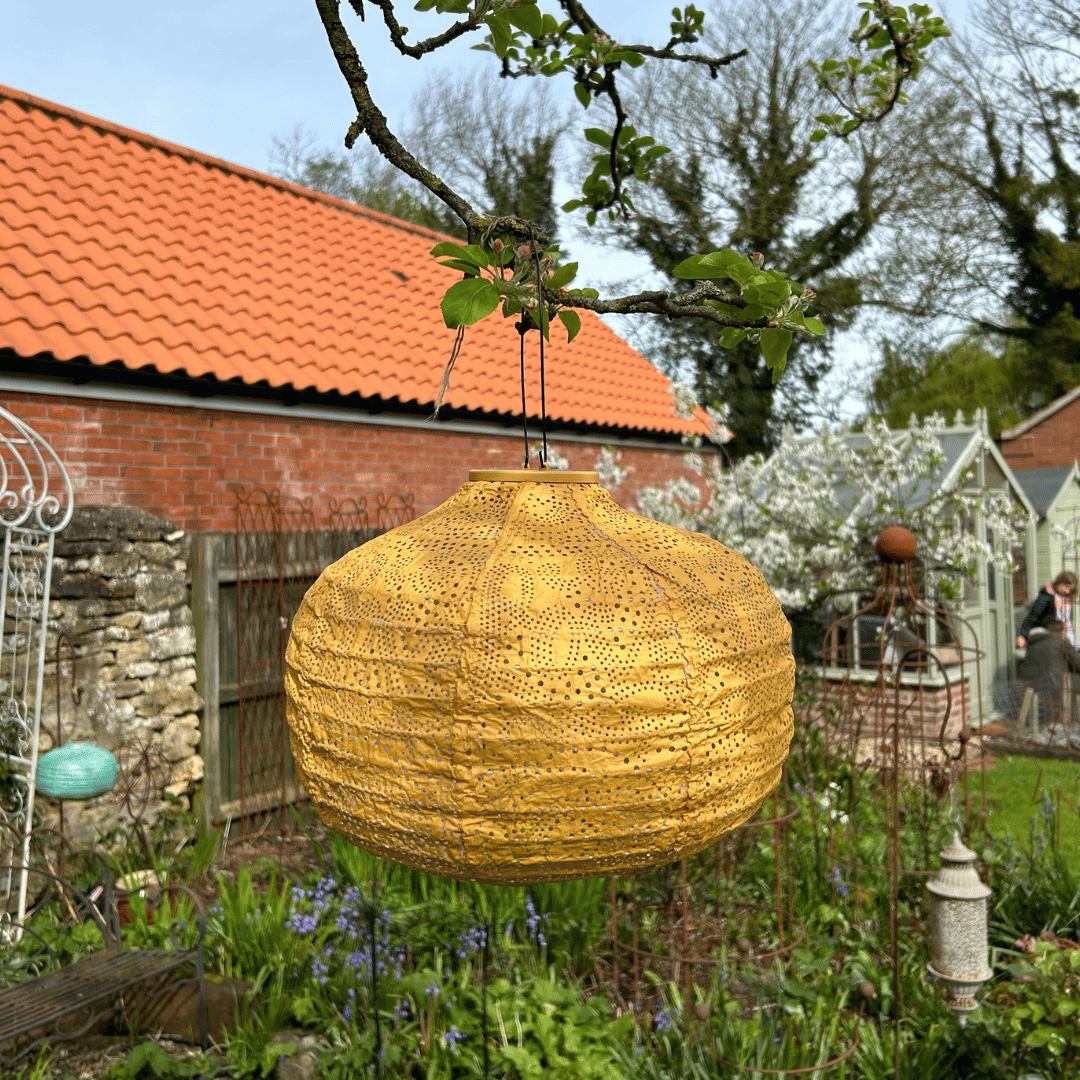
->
[0, 406, 73, 927]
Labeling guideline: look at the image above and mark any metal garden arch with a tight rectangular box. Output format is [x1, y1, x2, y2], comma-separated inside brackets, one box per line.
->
[0, 406, 73, 926]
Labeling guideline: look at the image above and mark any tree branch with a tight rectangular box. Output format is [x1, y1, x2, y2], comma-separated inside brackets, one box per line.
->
[542, 281, 772, 326]
[368, 0, 482, 58]
[315, 0, 489, 242]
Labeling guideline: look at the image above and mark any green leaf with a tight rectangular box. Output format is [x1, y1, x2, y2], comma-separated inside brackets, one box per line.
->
[441, 278, 501, 327]
[719, 327, 748, 348]
[547, 261, 579, 289]
[557, 310, 581, 342]
[760, 327, 793, 380]
[487, 16, 514, 58]
[584, 127, 612, 148]
[429, 242, 490, 267]
[505, 3, 542, 38]
[606, 49, 646, 67]
[810, 129, 828, 142]
[574, 82, 591, 109]
[672, 248, 743, 280]
[437, 259, 487, 276]
[803, 317, 826, 335]
[743, 280, 792, 308]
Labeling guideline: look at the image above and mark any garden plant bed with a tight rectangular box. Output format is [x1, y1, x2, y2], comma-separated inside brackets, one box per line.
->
[6, 683, 1080, 1079]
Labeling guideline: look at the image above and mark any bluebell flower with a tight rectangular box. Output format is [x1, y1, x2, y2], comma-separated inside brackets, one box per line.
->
[831, 867, 849, 898]
[443, 1025, 466, 1048]
[655, 1006, 677, 1032]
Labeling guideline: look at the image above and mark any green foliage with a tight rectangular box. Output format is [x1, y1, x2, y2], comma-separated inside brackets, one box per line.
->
[106, 1041, 207, 1080]
[25, 670, 1080, 1080]
[986, 797, 1080, 949]
[986, 942, 1080, 1077]
[432, 238, 589, 340]
[810, 1, 951, 139]
[866, 335, 1045, 437]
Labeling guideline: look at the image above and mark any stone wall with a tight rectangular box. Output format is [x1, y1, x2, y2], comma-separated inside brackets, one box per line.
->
[38, 505, 203, 843]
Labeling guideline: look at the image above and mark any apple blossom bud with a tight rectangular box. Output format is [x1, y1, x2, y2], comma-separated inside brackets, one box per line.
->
[493, 238, 504, 253]
[803, 288, 814, 298]
[517, 244, 532, 261]
[750, 252, 764, 268]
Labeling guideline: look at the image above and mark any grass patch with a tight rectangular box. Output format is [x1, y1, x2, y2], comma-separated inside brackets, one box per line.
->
[982, 753, 1080, 870]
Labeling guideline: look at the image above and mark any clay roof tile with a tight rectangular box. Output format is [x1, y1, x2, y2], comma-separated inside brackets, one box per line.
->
[0, 84, 708, 437]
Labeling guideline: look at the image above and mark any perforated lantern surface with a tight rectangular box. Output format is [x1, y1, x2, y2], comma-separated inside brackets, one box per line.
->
[285, 470, 795, 883]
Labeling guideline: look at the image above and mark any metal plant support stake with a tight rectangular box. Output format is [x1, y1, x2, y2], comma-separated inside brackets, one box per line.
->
[0, 406, 73, 928]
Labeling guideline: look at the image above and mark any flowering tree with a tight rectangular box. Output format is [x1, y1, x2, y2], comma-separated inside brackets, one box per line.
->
[637, 415, 1029, 611]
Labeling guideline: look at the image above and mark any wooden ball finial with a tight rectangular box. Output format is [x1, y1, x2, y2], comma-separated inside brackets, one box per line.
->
[875, 526, 917, 564]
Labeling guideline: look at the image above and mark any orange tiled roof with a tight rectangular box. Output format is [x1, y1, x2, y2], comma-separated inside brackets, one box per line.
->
[0, 85, 707, 437]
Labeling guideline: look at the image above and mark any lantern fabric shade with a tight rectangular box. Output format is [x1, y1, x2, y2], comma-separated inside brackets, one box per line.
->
[35, 743, 118, 801]
[286, 470, 795, 883]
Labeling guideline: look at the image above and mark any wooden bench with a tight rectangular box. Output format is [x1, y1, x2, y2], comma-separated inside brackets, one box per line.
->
[0, 842, 207, 1065]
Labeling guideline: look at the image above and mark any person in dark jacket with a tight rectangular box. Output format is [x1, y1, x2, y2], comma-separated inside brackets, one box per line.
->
[1019, 619, 1080, 727]
[1016, 571, 1077, 647]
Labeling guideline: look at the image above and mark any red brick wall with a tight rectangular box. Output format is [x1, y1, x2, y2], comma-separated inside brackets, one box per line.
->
[1002, 395, 1080, 470]
[5, 391, 708, 533]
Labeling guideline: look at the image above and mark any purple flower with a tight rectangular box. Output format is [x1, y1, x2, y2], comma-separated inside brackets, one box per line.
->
[443, 1025, 466, 1048]
[831, 867, 849, 899]
[655, 1006, 677, 1032]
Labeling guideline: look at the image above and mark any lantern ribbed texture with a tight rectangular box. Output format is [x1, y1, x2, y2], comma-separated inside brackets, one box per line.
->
[285, 471, 795, 883]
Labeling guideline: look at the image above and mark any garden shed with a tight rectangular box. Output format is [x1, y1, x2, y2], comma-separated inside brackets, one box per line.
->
[1012, 463, 1080, 585]
[0, 83, 712, 832]
[811, 412, 1037, 722]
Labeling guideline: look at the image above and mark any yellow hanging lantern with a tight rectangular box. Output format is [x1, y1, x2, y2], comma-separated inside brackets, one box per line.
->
[285, 469, 794, 883]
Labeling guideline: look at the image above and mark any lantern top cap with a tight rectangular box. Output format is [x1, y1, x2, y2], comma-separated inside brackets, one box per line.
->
[468, 469, 599, 484]
[940, 830, 977, 865]
[927, 830, 991, 900]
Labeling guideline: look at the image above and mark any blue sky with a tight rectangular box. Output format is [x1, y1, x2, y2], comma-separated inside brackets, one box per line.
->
[4, 3, 665, 183]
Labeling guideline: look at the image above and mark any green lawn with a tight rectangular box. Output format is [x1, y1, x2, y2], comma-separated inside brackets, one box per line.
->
[982, 753, 1080, 871]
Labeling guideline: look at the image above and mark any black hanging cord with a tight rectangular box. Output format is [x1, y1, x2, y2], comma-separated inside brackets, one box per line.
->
[526, 228, 549, 469]
[517, 318, 531, 468]
[512, 228, 551, 470]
